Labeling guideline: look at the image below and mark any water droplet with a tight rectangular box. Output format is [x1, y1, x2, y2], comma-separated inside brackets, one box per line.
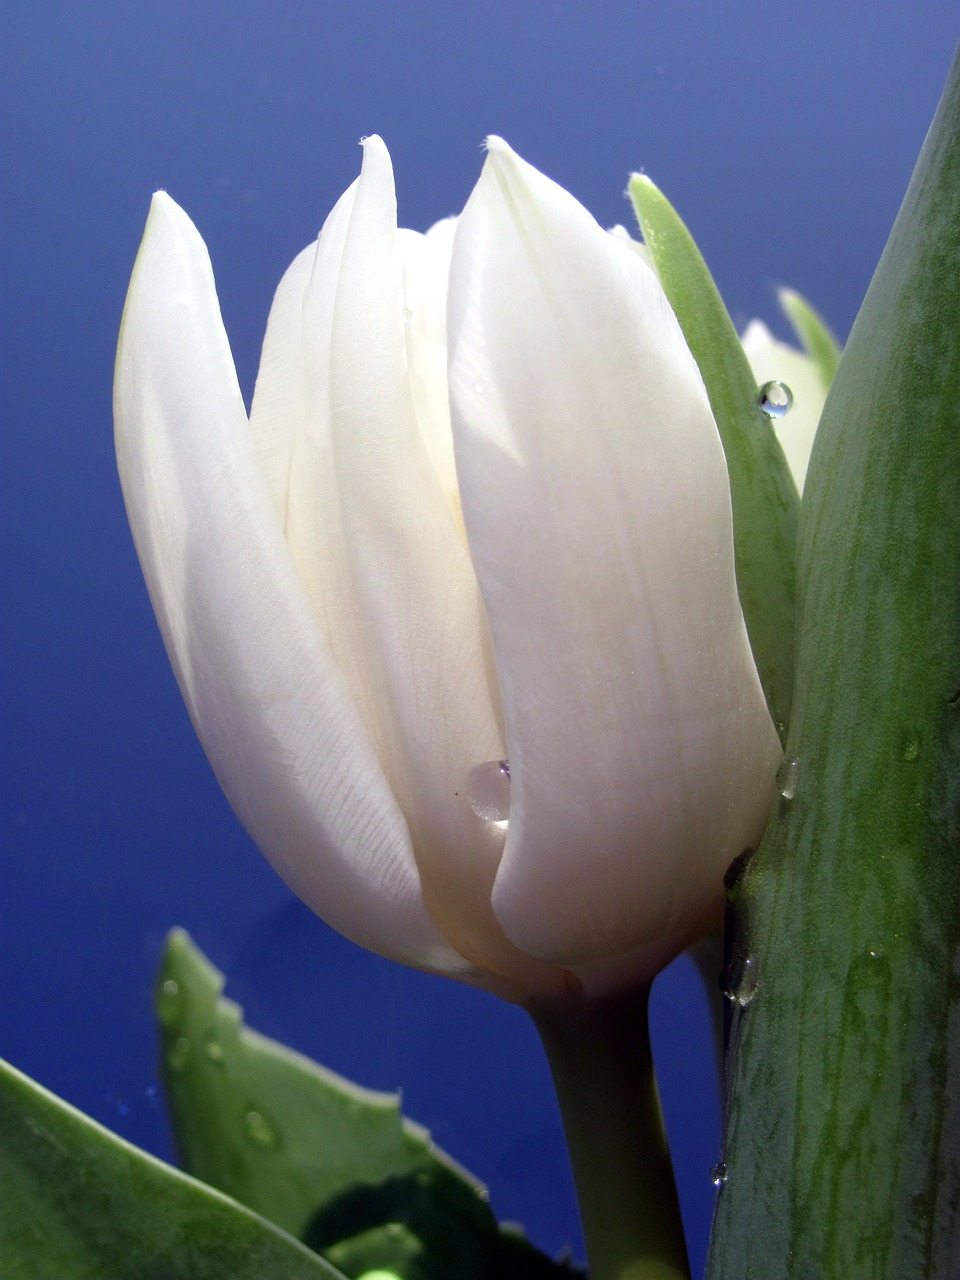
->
[402, 307, 413, 325]
[156, 977, 182, 1027]
[466, 759, 511, 825]
[776, 757, 799, 800]
[723, 848, 754, 903]
[759, 380, 793, 418]
[244, 1107, 278, 1148]
[720, 955, 758, 1006]
[166, 1036, 192, 1073]
[473, 380, 486, 395]
[205, 1036, 225, 1064]
[710, 1161, 728, 1188]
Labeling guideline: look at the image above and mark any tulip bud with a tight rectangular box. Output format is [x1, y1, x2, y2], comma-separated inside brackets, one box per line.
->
[114, 136, 782, 1005]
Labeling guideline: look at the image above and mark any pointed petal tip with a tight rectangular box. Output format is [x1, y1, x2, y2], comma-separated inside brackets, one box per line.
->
[145, 189, 176, 223]
[358, 134, 394, 187]
[140, 189, 204, 253]
[481, 136, 523, 177]
[359, 133, 388, 159]
[741, 317, 773, 343]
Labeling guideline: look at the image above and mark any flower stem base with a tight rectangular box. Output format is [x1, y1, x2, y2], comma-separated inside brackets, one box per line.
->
[531, 985, 690, 1280]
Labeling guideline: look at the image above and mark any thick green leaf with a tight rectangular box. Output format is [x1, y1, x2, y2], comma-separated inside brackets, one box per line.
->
[0, 1055, 344, 1280]
[778, 286, 842, 388]
[629, 175, 800, 740]
[708, 46, 960, 1280]
[157, 930, 580, 1280]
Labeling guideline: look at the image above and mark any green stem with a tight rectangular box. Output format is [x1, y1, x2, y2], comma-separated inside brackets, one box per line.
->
[531, 986, 690, 1280]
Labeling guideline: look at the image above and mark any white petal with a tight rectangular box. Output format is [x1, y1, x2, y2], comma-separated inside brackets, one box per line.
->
[448, 139, 782, 970]
[246, 236, 323, 520]
[741, 318, 827, 492]
[114, 191, 466, 975]
[319, 138, 565, 992]
[398, 218, 463, 530]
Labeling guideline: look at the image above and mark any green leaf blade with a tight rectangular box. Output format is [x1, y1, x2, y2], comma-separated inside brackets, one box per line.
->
[157, 930, 580, 1280]
[0, 1055, 345, 1280]
[629, 174, 800, 740]
[708, 45, 960, 1280]
[157, 928, 471, 1241]
[778, 286, 842, 387]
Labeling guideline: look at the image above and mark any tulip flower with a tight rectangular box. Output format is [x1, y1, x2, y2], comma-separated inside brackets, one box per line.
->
[114, 137, 781, 1009]
[115, 135, 787, 1280]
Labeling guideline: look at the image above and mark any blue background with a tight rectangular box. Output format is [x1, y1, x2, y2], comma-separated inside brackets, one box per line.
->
[1, 4, 956, 1275]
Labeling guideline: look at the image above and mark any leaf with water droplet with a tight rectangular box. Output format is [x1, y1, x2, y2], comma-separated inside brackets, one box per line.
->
[156, 930, 580, 1280]
[628, 173, 800, 741]
[758, 380, 793, 419]
[166, 1035, 192, 1073]
[708, 49, 960, 1280]
[719, 955, 758, 1007]
[775, 758, 799, 800]
[155, 975, 183, 1027]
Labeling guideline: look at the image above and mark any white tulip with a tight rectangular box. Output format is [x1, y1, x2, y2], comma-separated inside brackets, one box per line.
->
[741, 318, 829, 492]
[114, 136, 782, 1005]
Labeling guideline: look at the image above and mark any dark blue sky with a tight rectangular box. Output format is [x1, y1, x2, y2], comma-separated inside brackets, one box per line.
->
[2, 4, 956, 1274]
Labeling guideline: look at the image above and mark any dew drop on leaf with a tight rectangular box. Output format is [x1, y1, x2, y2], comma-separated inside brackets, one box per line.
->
[759, 380, 793, 418]
[776, 757, 799, 800]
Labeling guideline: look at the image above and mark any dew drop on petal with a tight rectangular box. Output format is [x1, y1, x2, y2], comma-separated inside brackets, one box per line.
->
[466, 760, 511, 825]
[710, 1161, 728, 1188]
[776, 757, 799, 800]
[759, 380, 793, 418]
[402, 307, 413, 325]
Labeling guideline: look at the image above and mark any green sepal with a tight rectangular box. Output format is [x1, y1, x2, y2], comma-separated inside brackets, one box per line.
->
[0, 1054, 345, 1280]
[157, 930, 580, 1280]
[629, 174, 800, 740]
[707, 46, 960, 1280]
[778, 286, 842, 387]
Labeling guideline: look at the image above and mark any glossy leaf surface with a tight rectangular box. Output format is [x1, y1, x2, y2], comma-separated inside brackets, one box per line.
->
[0, 1055, 343, 1280]
[629, 174, 800, 740]
[708, 46, 960, 1280]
